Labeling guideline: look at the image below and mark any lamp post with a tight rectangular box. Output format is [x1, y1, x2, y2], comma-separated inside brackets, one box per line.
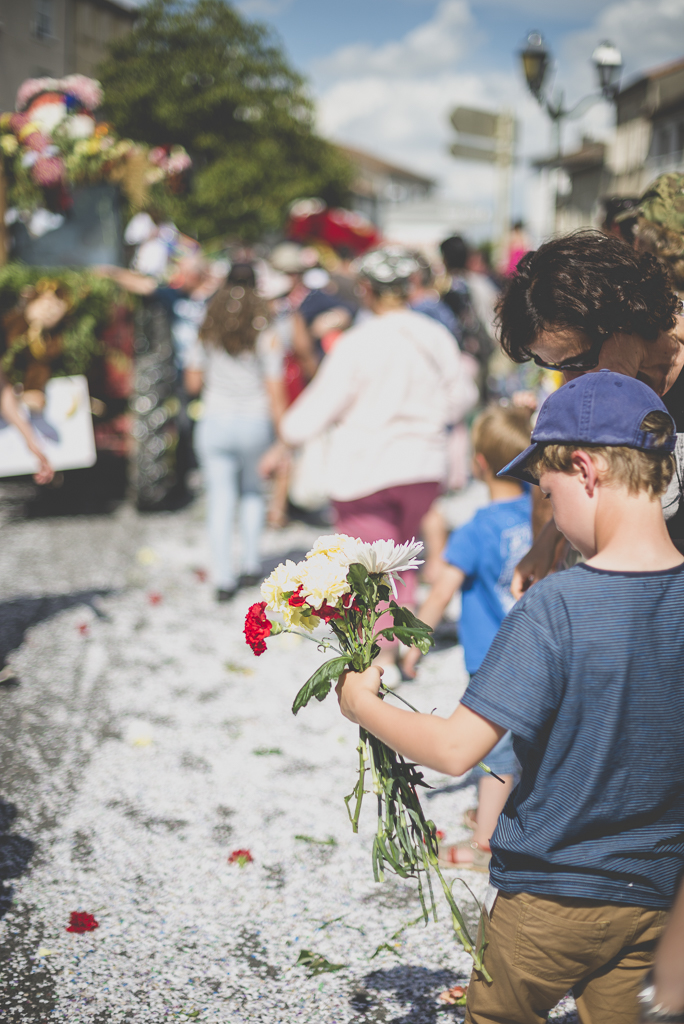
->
[519, 31, 622, 157]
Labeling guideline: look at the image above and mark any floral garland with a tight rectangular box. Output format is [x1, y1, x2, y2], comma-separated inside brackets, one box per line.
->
[0, 264, 131, 383]
[0, 75, 191, 217]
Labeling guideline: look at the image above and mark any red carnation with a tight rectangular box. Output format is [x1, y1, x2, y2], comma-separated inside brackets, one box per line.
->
[244, 602, 272, 656]
[66, 911, 99, 933]
[317, 602, 341, 621]
[288, 586, 307, 607]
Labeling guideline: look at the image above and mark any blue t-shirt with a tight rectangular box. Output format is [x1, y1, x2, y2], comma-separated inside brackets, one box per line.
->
[462, 562, 684, 908]
[444, 495, 532, 673]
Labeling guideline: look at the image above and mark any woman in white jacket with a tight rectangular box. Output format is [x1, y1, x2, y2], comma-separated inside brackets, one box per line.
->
[276, 246, 478, 623]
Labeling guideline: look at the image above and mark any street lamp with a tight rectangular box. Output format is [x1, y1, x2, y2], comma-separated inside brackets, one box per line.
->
[520, 31, 549, 102]
[519, 31, 622, 155]
[592, 40, 623, 101]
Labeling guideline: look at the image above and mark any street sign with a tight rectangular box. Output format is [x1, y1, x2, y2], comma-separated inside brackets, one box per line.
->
[450, 142, 498, 163]
[448, 107, 517, 262]
[450, 107, 500, 138]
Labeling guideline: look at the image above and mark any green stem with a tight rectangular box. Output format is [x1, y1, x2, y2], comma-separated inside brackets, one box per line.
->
[344, 734, 368, 833]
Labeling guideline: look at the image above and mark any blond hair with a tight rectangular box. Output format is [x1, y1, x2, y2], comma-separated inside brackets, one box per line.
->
[471, 404, 532, 475]
[527, 411, 675, 499]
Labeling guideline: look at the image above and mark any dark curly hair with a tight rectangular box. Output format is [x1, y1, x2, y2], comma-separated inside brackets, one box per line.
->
[497, 230, 680, 363]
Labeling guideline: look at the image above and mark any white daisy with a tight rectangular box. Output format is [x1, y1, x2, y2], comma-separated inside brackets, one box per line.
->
[354, 538, 424, 596]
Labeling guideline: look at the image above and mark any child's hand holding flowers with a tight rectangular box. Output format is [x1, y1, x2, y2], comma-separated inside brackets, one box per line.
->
[335, 666, 383, 724]
[243, 534, 491, 979]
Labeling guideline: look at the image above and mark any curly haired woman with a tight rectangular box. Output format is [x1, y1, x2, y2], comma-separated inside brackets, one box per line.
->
[496, 227, 684, 594]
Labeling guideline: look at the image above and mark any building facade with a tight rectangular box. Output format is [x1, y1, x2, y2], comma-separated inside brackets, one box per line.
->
[537, 56, 684, 233]
[0, 0, 136, 113]
[339, 144, 435, 226]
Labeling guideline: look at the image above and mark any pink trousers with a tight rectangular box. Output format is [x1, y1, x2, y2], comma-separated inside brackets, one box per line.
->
[332, 480, 440, 609]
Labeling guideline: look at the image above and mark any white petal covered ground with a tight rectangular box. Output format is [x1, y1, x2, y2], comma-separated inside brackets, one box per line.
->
[0, 500, 578, 1023]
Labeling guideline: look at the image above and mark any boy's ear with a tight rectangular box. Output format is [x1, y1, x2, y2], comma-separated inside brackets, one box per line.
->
[473, 452, 490, 476]
[572, 449, 600, 497]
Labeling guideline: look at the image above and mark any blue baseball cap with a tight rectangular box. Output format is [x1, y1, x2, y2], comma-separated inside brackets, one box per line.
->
[499, 370, 677, 484]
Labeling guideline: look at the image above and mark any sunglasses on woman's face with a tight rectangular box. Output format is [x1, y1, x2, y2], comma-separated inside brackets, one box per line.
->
[527, 336, 605, 373]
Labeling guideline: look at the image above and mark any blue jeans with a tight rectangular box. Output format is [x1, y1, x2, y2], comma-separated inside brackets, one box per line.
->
[195, 415, 273, 588]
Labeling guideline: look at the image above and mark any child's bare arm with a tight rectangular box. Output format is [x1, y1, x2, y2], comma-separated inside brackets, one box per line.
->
[336, 666, 505, 777]
[402, 563, 465, 678]
[418, 563, 466, 630]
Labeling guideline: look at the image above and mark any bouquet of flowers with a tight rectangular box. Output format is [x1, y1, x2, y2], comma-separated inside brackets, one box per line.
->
[244, 535, 490, 979]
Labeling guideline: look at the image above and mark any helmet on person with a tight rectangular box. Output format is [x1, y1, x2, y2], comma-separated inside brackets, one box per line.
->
[352, 245, 421, 294]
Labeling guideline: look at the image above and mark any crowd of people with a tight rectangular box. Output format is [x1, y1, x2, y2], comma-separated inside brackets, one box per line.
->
[4, 170, 684, 1022]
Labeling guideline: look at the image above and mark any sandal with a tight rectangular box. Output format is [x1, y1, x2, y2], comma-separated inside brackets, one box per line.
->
[463, 807, 477, 831]
[437, 841, 491, 872]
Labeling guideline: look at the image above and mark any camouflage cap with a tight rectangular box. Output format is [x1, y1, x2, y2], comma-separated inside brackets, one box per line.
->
[616, 172, 684, 233]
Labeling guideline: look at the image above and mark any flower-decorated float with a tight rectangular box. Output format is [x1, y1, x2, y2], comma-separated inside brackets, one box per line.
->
[0, 75, 193, 509]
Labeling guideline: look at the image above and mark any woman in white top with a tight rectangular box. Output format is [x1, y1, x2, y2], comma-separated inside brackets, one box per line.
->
[277, 246, 478, 615]
[186, 264, 285, 601]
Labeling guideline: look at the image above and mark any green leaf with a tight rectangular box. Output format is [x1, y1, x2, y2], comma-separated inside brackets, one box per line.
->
[376, 625, 433, 654]
[294, 834, 337, 846]
[390, 602, 434, 633]
[291, 656, 349, 715]
[346, 562, 372, 602]
[370, 942, 401, 959]
[295, 949, 346, 975]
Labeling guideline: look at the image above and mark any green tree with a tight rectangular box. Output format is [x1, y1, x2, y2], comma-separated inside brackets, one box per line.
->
[98, 0, 352, 240]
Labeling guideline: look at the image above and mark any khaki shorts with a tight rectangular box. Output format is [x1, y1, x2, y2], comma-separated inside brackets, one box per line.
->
[465, 890, 668, 1024]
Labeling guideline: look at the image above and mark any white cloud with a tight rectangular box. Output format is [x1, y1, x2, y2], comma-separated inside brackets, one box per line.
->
[315, 0, 479, 80]
[313, 0, 552, 239]
[311, 0, 684, 243]
[563, 0, 684, 87]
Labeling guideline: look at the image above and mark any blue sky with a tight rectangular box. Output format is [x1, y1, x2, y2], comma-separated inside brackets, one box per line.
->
[229, 0, 684, 234]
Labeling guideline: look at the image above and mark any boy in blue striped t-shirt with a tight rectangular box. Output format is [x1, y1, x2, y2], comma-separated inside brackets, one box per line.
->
[336, 371, 684, 1024]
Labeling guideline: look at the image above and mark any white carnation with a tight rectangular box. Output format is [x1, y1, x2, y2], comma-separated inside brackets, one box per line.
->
[295, 553, 351, 610]
[260, 559, 301, 611]
[306, 534, 361, 564]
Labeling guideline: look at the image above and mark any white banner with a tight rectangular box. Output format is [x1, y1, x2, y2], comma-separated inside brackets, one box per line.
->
[0, 375, 96, 478]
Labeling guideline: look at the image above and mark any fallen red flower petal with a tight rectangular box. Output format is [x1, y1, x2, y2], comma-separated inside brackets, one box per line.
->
[244, 602, 272, 656]
[193, 569, 208, 583]
[77, 623, 89, 636]
[66, 911, 99, 933]
[228, 849, 253, 866]
[438, 984, 467, 1005]
[148, 592, 162, 605]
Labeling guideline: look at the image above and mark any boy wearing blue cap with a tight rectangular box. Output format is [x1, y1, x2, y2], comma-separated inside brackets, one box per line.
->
[336, 370, 684, 1024]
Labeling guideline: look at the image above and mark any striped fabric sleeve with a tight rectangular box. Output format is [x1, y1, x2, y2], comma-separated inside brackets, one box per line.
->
[460, 592, 567, 743]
